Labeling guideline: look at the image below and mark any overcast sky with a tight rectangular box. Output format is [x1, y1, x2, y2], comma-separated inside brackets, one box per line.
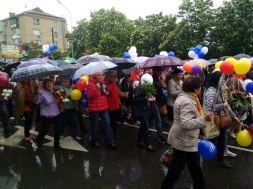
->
[0, 0, 225, 31]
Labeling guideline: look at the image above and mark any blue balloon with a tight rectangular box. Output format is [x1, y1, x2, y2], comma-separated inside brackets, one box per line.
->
[246, 82, 253, 93]
[81, 99, 87, 106]
[53, 44, 58, 50]
[82, 90, 87, 99]
[168, 51, 175, 57]
[189, 47, 195, 51]
[198, 140, 217, 159]
[198, 51, 205, 59]
[49, 45, 54, 51]
[194, 47, 201, 54]
[196, 44, 203, 49]
[72, 78, 80, 84]
[123, 52, 128, 56]
[45, 51, 50, 56]
[124, 53, 131, 59]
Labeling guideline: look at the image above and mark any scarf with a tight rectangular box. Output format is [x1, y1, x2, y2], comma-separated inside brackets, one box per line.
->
[190, 93, 204, 117]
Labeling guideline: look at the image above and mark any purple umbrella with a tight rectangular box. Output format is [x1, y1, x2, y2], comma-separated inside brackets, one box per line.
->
[141, 56, 183, 69]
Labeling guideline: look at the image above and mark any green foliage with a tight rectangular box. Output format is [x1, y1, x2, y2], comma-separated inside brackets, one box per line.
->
[230, 93, 251, 116]
[141, 80, 157, 96]
[28, 41, 43, 58]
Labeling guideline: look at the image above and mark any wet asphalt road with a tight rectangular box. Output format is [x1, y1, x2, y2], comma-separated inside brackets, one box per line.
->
[0, 116, 253, 189]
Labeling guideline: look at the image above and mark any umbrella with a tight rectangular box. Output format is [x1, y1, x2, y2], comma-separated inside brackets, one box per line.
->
[208, 59, 218, 64]
[11, 63, 63, 82]
[56, 60, 68, 66]
[0, 60, 7, 66]
[141, 56, 182, 69]
[130, 56, 149, 68]
[116, 66, 136, 79]
[58, 64, 83, 75]
[76, 55, 110, 65]
[73, 61, 117, 80]
[4, 62, 21, 74]
[234, 54, 251, 60]
[107, 57, 136, 69]
[218, 56, 230, 61]
[65, 57, 77, 63]
[16, 59, 46, 69]
[188, 59, 211, 67]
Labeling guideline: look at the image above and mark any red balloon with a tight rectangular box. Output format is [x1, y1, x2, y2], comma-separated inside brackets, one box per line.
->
[220, 61, 234, 75]
[234, 74, 245, 78]
[75, 80, 87, 91]
[0, 72, 9, 88]
[248, 124, 253, 137]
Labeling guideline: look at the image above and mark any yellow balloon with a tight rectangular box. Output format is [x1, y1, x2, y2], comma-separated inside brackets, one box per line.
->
[215, 61, 223, 69]
[236, 130, 252, 147]
[93, 52, 99, 55]
[80, 75, 89, 82]
[234, 59, 251, 74]
[225, 57, 237, 67]
[198, 63, 204, 69]
[70, 89, 82, 100]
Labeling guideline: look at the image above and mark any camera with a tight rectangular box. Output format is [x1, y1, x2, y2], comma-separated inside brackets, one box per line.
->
[101, 83, 107, 95]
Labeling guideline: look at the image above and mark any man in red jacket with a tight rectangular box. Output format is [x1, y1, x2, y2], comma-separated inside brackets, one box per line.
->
[87, 71, 117, 149]
[105, 70, 121, 139]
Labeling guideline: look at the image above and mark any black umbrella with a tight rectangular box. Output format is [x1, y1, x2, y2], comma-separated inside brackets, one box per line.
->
[58, 64, 83, 75]
[76, 55, 110, 65]
[4, 62, 21, 74]
[116, 66, 136, 79]
[218, 56, 230, 61]
[0, 60, 7, 66]
[234, 54, 251, 60]
[107, 57, 136, 69]
[208, 59, 218, 64]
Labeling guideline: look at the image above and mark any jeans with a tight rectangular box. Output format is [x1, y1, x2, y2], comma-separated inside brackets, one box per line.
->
[36, 114, 61, 147]
[0, 101, 12, 133]
[137, 116, 150, 147]
[109, 109, 119, 137]
[60, 108, 79, 138]
[161, 148, 206, 189]
[149, 102, 165, 140]
[23, 111, 33, 137]
[89, 110, 113, 144]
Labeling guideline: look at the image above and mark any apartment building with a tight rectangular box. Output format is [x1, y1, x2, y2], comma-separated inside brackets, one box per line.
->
[0, 7, 68, 51]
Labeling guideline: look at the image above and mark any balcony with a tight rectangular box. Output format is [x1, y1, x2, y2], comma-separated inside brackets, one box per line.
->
[12, 34, 20, 39]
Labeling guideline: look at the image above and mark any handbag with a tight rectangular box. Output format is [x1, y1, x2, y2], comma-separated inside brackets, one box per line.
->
[202, 116, 220, 139]
[159, 146, 174, 167]
[218, 111, 233, 128]
[160, 105, 167, 114]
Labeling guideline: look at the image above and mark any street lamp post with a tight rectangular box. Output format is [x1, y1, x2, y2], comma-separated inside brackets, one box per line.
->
[57, 0, 74, 58]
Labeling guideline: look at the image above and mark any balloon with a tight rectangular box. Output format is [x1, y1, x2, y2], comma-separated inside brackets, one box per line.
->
[128, 46, 137, 53]
[225, 57, 237, 67]
[248, 124, 253, 136]
[0, 72, 9, 87]
[194, 47, 201, 54]
[234, 74, 245, 78]
[188, 51, 196, 59]
[80, 75, 89, 82]
[183, 62, 192, 73]
[81, 99, 87, 106]
[42, 45, 49, 52]
[189, 47, 195, 51]
[196, 44, 203, 49]
[49, 45, 54, 51]
[242, 79, 252, 90]
[198, 140, 217, 159]
[220, 61, 234, 74]
[133, 81, 139, 88]
[198, 63, 204, 69]
[246, 82, 253, 93]
[234, 59, 251, 75]
[168, 51, 175, 57]
[75, 80, 87, 91]
[123, 53, 131, 59]
[192, 65, 201, 74]
[70, 89, 82, 100]
[45, 51, 50, 56]
[72, 78, 80, 84]
[82, 90, 87, 99]
[215, 61, 223, 69]
[93, 52, 99, 55]
[130, 52, 138, 58]
[201, 47, 208, 54]
[159, 51, 168, 56]
[236, 130, 252, 147]
[198, 51, 205, 59]
[53, 44, 58, 50]
[141, 73, 153, 84]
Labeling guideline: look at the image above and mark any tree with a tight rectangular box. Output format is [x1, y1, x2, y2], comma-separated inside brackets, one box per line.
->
[131, 13, 177, 57]
[160, 0, 215, 59]
[208, 0, 253, 58]
[28, 41, 43, 58]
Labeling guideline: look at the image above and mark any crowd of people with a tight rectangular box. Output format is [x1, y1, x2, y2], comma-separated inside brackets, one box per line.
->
[0, 60, 253, 188]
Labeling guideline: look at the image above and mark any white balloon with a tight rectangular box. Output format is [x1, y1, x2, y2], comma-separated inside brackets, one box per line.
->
[159, 51, 167, 56]
[141, 73, 153, 84]
[201, 47, 209, 54]
[188, 51, 196, 58]
[133, 81, 139, 87]
[128, 46, 137, 54]
[242, 79, 252, 90]
[130, 52, 138, 58]
[44, 45, 49, 52]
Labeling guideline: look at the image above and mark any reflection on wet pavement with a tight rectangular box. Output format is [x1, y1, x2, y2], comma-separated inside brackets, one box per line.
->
[0, 117, 253, 189]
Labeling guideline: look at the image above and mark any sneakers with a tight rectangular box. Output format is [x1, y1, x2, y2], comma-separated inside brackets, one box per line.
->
[224, 149, 237, 157]
[134, 121, 141, 126]
[75, 136, 82, 141]
[10, 117, 15, 120]
[159, 138, 167, 144]
[24, 136, 33, 141]
[60, 135, 65, 140]
[230, 133, 236, 139]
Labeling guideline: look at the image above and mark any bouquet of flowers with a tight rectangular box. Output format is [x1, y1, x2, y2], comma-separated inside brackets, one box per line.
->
[1, 82, 19, 100]
[1, 89, 12, 100]
[54, 87, 70, 103]
[141, 80, 157, 102]
[230, 93, 251, 119]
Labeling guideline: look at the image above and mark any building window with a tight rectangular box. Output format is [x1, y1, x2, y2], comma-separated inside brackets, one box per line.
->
[33, 18, 40, 25]
[12, 39, 19, 45]
[11, 29, 17, 35]
[54, 32, 58, 38]
[33, 29, 41, 36]
[54, 22, 57, 27]
[34, 40, 41, 45]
